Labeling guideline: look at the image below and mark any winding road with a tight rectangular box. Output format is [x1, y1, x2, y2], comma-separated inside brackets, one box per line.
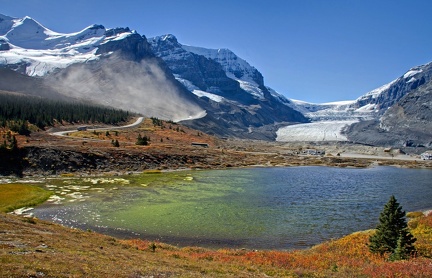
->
[50, 117, 144, 137]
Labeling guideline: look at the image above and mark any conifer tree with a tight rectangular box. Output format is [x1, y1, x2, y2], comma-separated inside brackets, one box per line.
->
[113, 139, 120, 147]
[136, 133, 149, 146]
[369, 195, 416, 259]
[390, 228, 417, 261]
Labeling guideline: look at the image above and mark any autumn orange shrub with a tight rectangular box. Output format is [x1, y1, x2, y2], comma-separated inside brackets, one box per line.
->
[122, 213, 432, 277]
[411, 213, 432, 258]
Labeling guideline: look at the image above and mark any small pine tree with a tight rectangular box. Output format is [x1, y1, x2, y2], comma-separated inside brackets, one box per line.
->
[136, 133, 149, 146]
[369, 195, 416, 259]
[111, 139, 120, 147]
[9, 135, 18, 151]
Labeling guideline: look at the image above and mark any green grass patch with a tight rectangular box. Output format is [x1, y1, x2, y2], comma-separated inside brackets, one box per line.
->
[0, 184, 52, 213]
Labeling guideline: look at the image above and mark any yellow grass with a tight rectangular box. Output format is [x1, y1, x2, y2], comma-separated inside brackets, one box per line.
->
[0, 184, 52, 213]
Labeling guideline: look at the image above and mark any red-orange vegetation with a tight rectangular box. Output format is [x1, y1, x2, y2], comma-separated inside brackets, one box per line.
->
[123, 213, 432, 277]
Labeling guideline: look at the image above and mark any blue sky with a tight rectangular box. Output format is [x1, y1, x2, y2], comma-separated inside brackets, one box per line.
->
[2, 0, 432, 103]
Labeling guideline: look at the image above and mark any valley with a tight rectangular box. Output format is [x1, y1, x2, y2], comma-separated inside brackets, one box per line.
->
[0, 11, 431, 277]
[1, 116, 430, 179]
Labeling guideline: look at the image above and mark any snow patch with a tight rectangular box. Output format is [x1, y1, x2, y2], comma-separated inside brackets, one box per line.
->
[192, 90, 224, 102]
[173, 75, 200, 91]
[406, 77, 417, 83]
[276, 120, 358, 142]
[235, 79, 264, 99]
[403, 68, 422, 79]
[358, 79, 398, 100]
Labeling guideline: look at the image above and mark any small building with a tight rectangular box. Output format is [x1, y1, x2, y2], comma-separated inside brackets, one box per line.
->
[301, 149, 325, 156]
[191, 142, 209, 148]
[420, 152, 432, 160]
[77, 126, 88, 131]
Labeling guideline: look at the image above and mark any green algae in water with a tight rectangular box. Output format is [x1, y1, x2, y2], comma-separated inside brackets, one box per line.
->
[31, 167, 432, 250]
[96, 170, 267, 241]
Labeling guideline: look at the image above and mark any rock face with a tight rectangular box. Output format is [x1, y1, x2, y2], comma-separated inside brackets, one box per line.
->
[350, 62, 432, 113]
[0, 146, 210, 176]
[345, 65, 432, 149]
[149, 34, 308, 139]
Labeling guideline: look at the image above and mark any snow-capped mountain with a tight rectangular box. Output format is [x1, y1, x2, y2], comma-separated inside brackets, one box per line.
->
[148, 34, 308, 139]
[0, 13, 430, 145]
[351, 62, 432, 112]
[1, 14, 109, 75]
[276, 62, 432, 145]
[0, 14, 308, 139]
[0, 14, 204, 122]
[344, 62, 432, 148]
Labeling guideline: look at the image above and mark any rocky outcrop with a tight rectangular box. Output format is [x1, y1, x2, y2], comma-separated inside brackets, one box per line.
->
[0, 146, 210, 176]
[96, 31, 154, 62]
[351, 62, 432, 113]
[345, 75, 432, 150]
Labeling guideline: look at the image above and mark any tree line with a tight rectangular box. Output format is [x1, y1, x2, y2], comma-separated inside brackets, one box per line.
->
[0, 93, 133, 131]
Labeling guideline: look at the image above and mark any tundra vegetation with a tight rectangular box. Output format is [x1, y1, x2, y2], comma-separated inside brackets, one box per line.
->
[0, 185, 431, 277]
[0, 93, 432, 276]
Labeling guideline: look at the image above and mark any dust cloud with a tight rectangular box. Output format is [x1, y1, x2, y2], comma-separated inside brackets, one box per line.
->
[47, 54, 205, 122]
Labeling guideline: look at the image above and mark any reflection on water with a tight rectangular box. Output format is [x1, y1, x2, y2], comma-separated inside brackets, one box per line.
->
[31, 166, 432, 250]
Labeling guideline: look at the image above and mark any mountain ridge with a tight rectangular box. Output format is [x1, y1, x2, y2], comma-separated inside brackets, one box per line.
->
[0, 13, 430, 145]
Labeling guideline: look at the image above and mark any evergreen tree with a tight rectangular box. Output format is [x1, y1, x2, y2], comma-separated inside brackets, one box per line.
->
[8, 135, 18, 151]
[136, 133, 149, 146]
[112, 139, 120, 147]
[369, 195, 416, 259]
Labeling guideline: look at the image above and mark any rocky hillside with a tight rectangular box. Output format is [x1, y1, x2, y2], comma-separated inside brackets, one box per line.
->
[350, 62, 432, 113]
[148, 34, 308, 139]
[345, 69, 432, 149]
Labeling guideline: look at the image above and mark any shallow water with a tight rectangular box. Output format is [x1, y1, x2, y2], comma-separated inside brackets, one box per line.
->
[31, 166, 432, 250]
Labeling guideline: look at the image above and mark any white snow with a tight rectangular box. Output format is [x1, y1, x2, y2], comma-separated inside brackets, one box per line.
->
[173, 75, 200, 91]
[235, 78, 264, 99]
[276, 120, 358, 142]
[354, 103, 378, 113]
[403, 68, 422, 79]
[357, 79, 398, 100]
[0, 14, 118, 76]
[192, 90, 225, 102]
[277, 98, 375, 142]
[407, 77, 417, 83]
[0, 46, 100, 76]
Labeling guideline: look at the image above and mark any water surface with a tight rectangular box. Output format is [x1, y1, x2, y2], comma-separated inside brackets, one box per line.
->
[31, 166, 432, 249]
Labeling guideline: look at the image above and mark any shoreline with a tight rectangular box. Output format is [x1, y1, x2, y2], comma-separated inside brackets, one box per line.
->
[1, 156, 431, 182]
[4, 165, 431, 252]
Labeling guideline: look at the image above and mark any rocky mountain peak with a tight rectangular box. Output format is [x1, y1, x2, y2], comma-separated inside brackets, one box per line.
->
[105, 27, 131, 37]
[351, 61, 432, 113]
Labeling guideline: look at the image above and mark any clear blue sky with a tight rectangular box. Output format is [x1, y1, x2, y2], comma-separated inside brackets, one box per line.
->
[2, 0, 432, 103]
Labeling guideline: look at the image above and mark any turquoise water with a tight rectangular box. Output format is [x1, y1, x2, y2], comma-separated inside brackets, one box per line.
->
[32, 166, 432, 249]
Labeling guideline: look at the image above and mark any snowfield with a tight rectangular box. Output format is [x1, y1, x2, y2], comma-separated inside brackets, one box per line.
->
[276, 120, 358, 142]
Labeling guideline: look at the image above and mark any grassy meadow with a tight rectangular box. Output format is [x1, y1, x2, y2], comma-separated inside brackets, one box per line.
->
[0, 183, 52, 213]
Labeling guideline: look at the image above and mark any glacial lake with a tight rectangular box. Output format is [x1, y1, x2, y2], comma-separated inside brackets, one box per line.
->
[30, 166, 432, 250]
